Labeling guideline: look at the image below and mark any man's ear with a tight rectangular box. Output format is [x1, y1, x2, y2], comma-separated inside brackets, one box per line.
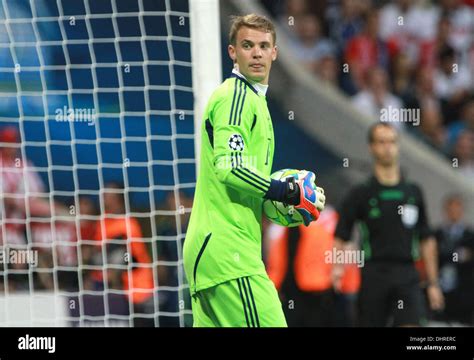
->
[228, 44, 236, 62]
[272, 45, 278, 61]
[368, 143, 374, 154]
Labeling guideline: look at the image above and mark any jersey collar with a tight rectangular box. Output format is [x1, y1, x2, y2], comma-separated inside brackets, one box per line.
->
[370, 173, 405, 187]
[231, 68, 268, 96]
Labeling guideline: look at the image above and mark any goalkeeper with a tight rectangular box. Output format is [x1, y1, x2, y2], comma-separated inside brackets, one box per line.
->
[183, 14, 325, 327]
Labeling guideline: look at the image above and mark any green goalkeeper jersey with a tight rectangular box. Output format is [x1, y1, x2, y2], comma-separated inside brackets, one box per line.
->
[183, 71, 276, 295]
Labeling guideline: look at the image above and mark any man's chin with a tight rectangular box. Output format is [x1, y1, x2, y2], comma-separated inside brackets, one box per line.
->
[244, 71, 265, 83]
[379, 159, 397, 167]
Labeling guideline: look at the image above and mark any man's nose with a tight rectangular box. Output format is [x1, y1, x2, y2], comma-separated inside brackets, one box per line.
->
[252, 47, 262, 58]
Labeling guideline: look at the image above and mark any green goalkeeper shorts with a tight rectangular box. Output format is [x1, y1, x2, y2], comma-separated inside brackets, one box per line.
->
[191, 274, 287, 327]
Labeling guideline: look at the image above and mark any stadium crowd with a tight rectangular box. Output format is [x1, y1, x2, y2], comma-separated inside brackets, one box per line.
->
[263, 0, 474, 180]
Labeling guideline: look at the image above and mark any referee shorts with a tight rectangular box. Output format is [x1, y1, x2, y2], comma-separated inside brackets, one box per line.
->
[358, 262, 425, 327]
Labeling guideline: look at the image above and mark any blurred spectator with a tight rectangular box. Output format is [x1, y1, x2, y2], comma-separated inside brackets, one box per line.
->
[0, 126, 67, 291]
[0, 127, 30, 252]
[157, 191, 192, 236]
[344, 9, 390, 91]
[315, 52, 340, 86]
[352, 67, 404, 129]
[438, 0, 474, 65]
[266, 207, 339, 326]
[265, 205, 360, 327]
[290, 14, 336, 73]
[447, 98, 474, 148]
[326, 0, 366, 54]
[79, 196, 97, 242]
[277, 0, 310, 34]
[433, 45, 472, 123]
[401, 67, 438, 112]
[390, 52, 413, 97]
[451, 129, 474, 179]
[419, 14, 453, 69]
[94, 182, 155, 327]
[78, 195, 100, 291]
[31, 217, 78, 292]
[155, 190, 193, 326]
[434, 195, 474, 325]
[412, 100, 448, 154]
[1, 127, 49, 246]
[379, 0, 438, 66]
[0, 127, 67, 219]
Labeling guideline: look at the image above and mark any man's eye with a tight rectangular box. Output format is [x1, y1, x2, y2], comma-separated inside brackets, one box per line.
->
[243, 43, 251, 49]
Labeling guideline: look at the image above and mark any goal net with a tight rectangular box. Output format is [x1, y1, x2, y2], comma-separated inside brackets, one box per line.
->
[0, 0, 217, 327]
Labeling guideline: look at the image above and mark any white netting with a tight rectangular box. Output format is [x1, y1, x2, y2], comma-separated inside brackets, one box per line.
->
[0, 0, 195, 327]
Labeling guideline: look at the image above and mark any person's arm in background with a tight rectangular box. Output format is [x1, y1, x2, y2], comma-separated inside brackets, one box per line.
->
[333, 237, 352, 290]
[420, 236, 444, 311]
[333, 185, 361, 290]
[417, 186, 444, 311]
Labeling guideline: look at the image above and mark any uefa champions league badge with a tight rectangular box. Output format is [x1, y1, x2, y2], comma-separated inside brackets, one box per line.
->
[228, 134, 244, 151]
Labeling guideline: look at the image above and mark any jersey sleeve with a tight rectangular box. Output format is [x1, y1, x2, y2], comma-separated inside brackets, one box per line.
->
[210, 83, 285, 199]
[335, 185, 363, 242]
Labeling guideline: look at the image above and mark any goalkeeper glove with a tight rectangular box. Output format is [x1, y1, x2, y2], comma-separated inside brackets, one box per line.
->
[285, 171, 325, 226]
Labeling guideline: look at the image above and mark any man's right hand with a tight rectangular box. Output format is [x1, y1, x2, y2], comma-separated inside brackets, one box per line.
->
[290, 171, 325, 226]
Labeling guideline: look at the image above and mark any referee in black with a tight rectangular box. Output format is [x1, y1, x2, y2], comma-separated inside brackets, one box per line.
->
[333, 123, 444, 326]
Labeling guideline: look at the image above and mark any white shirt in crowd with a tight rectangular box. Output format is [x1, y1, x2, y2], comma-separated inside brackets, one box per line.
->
[352, 90, 405, 130]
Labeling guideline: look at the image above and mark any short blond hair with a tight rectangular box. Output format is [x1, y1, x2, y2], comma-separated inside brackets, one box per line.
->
[229, 14, 276, 46]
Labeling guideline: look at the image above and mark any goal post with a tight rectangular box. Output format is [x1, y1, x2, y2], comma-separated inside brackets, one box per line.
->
[189, 0, 222, 172]
[0, 0, 223, 327]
